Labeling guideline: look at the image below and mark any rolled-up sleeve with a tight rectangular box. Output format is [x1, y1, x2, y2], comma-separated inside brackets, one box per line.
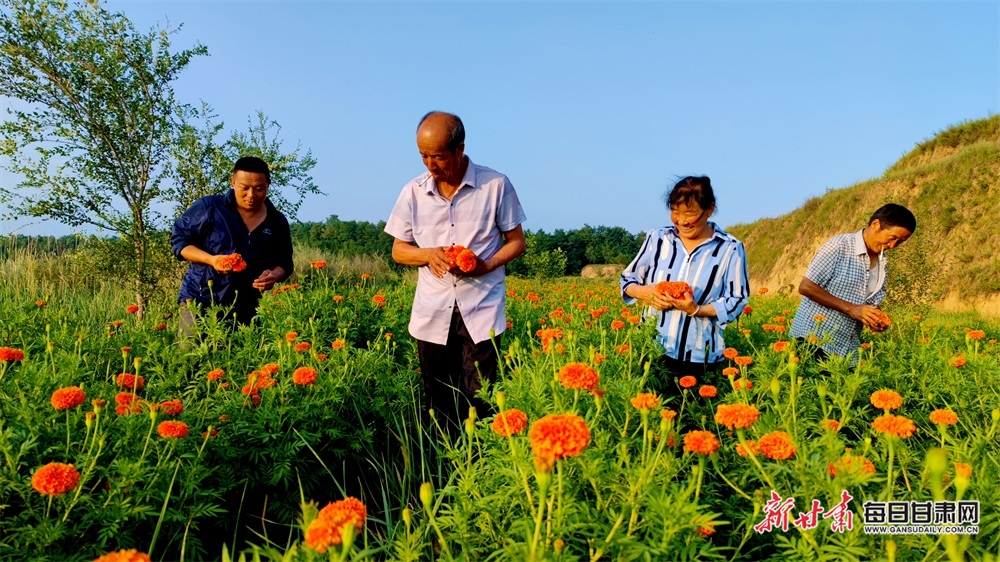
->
[710, 241, 750, 327]
[620, 230, 656, 304]
[171, 200, 208, 259]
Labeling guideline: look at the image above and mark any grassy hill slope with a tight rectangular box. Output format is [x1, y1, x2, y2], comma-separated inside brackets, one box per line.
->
[728, 114, 1000, 308]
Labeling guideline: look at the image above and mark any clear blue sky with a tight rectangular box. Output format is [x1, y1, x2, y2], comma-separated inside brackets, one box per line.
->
[2, 1, 998, 236]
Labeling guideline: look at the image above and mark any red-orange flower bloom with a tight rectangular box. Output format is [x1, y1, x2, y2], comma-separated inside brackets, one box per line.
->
[492, 409, 528, 436]
[683, 430, 720, 455]
[207, 369, 225, 381]
[722, 367, 739, 377]
[630, 392, 659, 410]
[31, 462, 80, 496]
[735, 440, 759, 457]
[699, 385, 717, 398]
[332, 339, 346, 350]
[714, 403, 760, 429]
[954, 462, 973, 478]
[872, 414, 917, 439]
[679, 376, 697, 389]
[157, 420, 189, 439]
[286, 331, 298, 342]
[610, 320, 625, 331]
[758, 431, 796, 460]
[93, 549, 151, 562]
[444, 245, 478, 273]
[0, 347, 25, 362]
[929, 409, 958, 426]
[820, 419, 840, 431]
[870, 389, 903, 410]
[529, 413, 591, 469]
[126, 304, 139, 314]
[372, 294, 386, 307]
[733, 378, 753, 390]
[772, 341, 789, 353]
[949, 355, 966, 368]
[51, 386, 86, 410]
[558, 362, 600, 390]
[656, 281, 692, 299]
[293, 366, 318, 385]
[294, 342, 311, 352]
[660, 409, 677, 422]
[159, 399, 183, 416]
[828, 455, 876, 478]
[218, 253, 247, 272]
[115, 373, 145, 391]
[723, 348, 739, 360]
[305, 497, 367, 553]
[734, 356, 753, 366]
[310, 260, 327, 269]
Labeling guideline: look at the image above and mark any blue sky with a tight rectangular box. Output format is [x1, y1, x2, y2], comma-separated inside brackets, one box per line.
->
[2, 1, 997, 236]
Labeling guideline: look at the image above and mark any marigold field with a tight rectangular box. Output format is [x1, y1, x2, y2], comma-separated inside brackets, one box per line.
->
[1, 266, 998, 561]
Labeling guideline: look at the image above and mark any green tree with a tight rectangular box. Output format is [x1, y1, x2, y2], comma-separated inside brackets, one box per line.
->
[0, 0, 207, 314]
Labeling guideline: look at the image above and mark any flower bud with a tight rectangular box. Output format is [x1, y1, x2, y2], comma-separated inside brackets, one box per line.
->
[926, 448, 947, 477]
[816, 385, 828, 400]
[85, 411, 95, 430]
[402, 507, 412, 529]
[419, 482, 433, 511]
[496, 391, 506, 410]
[886, 539, 897, 562]
[993, 409, 1000, 423]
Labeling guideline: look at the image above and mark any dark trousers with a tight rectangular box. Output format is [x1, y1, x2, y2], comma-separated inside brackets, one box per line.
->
[416, 307, 500, 436]
[648, 354, 725, 396]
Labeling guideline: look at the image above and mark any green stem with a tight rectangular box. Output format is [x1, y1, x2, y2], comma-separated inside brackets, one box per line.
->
[148, 459, 182, 559]
[529, 471, 551, 558]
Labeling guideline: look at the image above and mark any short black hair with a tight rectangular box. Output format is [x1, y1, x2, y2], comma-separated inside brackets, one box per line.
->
[665, 176, 716, 212]
[869, 203, 916, 232]
[232, 156, 271, 182]
[417, 111, 465, 152]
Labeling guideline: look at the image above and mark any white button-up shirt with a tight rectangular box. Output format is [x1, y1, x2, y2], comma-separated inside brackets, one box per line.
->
[385, 157, 526, 345]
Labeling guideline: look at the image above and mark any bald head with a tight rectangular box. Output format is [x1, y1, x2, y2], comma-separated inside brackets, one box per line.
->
[417, 111, 465, 153]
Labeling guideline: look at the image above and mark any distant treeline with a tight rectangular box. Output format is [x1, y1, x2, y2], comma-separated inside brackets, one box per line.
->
[6, 218, 646, 277]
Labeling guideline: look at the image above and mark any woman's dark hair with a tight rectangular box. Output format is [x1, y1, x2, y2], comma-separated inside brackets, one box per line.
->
[665, 176, 716, 212]
[232, 156, 271, 182]
[868, 203, 916, 232]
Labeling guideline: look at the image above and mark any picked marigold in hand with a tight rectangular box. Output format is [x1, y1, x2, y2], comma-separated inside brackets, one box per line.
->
[218, 253, 247, 272]
[444, 245, 478, 273]
[871, 310, 891, 331]
[655, 281, 692, 299]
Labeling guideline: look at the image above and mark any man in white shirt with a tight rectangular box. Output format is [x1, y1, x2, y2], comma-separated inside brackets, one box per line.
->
[385, 112, 527, 431]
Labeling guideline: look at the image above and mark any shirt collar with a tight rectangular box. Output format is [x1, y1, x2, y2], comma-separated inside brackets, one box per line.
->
[422, 156, 477, 195]
[852, 229, 868, 257]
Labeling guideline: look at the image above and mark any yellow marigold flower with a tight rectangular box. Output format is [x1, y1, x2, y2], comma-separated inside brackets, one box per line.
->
[492, 409, 528, 437]
[683, 430, 720, 455]
[954, 462, 973, 478]
[758, 431, 796, 460]
[870, 389, 903, 410]
[557, 362, 600, 390]
[714, 403, 760, 429]
[872, 414, 917, 439]
[630, 392, 659, 410]
[929, 409, 958, 426]
[31, 462, 80, 496]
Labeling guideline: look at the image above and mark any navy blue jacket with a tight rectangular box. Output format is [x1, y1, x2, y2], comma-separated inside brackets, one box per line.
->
[171, 190, 294, 313]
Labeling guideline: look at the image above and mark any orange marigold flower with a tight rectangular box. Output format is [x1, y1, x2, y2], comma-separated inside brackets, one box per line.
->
[758, 431, 796, 460]
[627, 315, 641, 325]
[157, 420, 189, 439]
[0, 347, 25, 362]
[159, 399, 183, 416]
[813, 314, 826, 322]
[293, 366, 318, 385]
[722, 367, 740, 377]
[218, 253, 247, 272]
[51, 386, 86, 410]
[294, 342, 311, 352]
[656, 281, 692, 299]
[733, 378, 753, 390]
[772, 316, 786, 324]
[828, 455, 876, 478]
[743, 305, 753, 315]
[758, 287, 768, 295]
[615, 343, 631, 355]
[699, 385, 717, 398]
[36, 300, 46, 307]
[114, 391, 137, 405]
[772, 341, 789, 352]
[261, 363, 280, 376]
[154, 323, 167, 331]
[723, 347, 739, 360]
[683, 430, 720, 455]
[207, 369, 225, 381]
[929, 409, 958, 426]
[331, 339, 346, 350]
[734, 356, 753, 367]
[492, 409, 528, 436]
[109, 320, 124, 328]
[126, 304, 139, 314]
[372, 294, 387, 307]
[610, 320, 625, 331]
[714, 403, 760, 429]
[31, 462, 80, 496]
[630, 392, 659, 410]
[950, 355, 966, 368]
[360, 273, 372, 280]
[529, 413, 591, 467]
[305, 497, 367, 553]
[593, 352, 605, 365]
[697, 522, 715, 537]
[115, 373, 145, 391]
[967, 330, 986, 341]
[558, 362, 600, 390]
[202, 429, 219, 439]
[820, 419, 840, 431]
[954, 462, 973, 478]
[872, 414, 917, 439]
[735, 440, 759, 457]
[455, 249, 478, 272]
[333, 295, 344, 303]
[679, 375, 697, 389]
[660, 409, 677, 422]
[870, 389, 903, 410]
[93, 549, 151, 562]
[310, 260, 327, 269]
[286, 331, 298, 342]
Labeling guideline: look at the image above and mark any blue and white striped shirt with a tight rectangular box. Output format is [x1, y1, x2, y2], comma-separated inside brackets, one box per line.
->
[620, 223, 750, 363]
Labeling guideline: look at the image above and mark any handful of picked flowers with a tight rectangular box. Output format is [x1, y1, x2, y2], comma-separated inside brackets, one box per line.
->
[871, 309, 891, 331]
[444, 245, 478, 273]
[655, 281, 692, 299]
[219, 253, 247, 272]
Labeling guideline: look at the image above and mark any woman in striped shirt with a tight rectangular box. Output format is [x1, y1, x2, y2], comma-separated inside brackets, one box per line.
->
[620, 176, 750, 394]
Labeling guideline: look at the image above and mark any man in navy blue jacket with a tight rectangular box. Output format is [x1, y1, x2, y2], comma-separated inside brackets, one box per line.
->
[171, 157, 294, 332]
